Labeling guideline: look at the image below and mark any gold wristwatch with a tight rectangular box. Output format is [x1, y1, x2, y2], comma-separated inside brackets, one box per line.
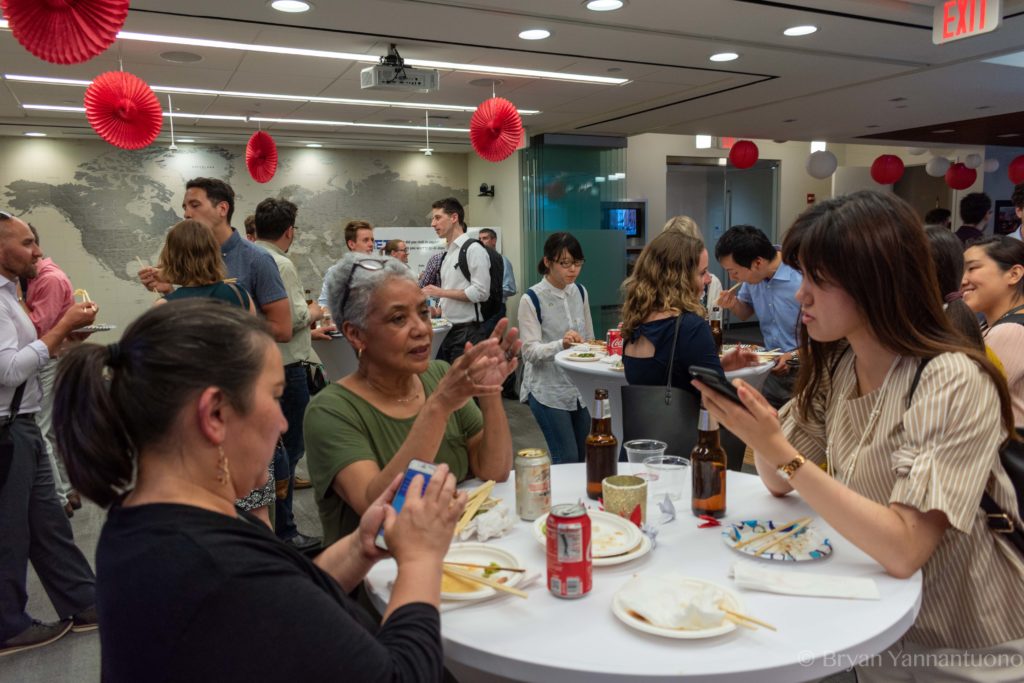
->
[777, 454, 807, 481]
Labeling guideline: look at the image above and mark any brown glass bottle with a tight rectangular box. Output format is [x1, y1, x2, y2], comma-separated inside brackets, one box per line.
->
[585, 388, 618, 500]
[709, 306, 723, 355]
[691, 408, 727, 517]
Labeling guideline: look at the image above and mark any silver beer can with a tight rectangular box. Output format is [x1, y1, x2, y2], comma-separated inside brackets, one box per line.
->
[514, 448, 551, 521]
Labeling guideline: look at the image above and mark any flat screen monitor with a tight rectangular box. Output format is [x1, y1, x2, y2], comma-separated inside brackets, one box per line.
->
[601, 202, 645, 239]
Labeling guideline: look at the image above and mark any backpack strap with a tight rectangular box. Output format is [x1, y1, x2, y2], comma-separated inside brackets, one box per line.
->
[5, 382, 27, 426]
[456, 238, 482, 322]
[223, 281, 247, 309]
[576, 282, 586, 304]
[526, 288, 542, 325]
[905, 356, 934, 409]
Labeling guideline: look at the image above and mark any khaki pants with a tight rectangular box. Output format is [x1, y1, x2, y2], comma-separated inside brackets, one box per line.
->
[855, 636, 1024, 682]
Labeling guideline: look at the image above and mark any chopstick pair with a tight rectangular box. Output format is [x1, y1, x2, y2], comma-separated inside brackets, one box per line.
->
[453, 480, 495, 536]
[726, 281, 743, 293]
[444, 561, 526, 574]
[722, 607, 777, 631]
[442, 565, 528, 598]
[732, 517, 812, 556]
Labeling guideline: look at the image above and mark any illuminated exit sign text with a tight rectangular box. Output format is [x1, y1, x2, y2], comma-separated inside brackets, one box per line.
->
[933, 0, 1001, 44]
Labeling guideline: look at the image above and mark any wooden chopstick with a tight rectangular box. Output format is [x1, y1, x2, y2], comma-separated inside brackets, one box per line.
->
[722, 607, 777, 631]
[443, 561, 526, 574]
[732, 517, 810, 550]
[753, 519, 812, 556]
[727, 282, 742, 293]
[454, 480, 495, 535]
[442, 565, 528, 598]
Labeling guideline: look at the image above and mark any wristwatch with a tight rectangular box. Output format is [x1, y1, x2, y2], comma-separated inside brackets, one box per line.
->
[777, 454, 807, 481]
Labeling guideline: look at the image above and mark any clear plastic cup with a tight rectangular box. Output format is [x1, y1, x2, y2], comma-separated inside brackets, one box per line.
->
[644, 454, 689, 501]
[623, 439, 667, 466]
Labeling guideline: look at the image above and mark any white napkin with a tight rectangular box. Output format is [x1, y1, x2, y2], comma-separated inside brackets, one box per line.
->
[440, 572, 541, 613]
[456, 503, 516, 542]
[601, 353, 622, 364]
[730, 560, 880, 600]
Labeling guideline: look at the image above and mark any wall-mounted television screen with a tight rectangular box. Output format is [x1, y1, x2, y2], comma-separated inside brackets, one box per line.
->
[601, 201, 645, 239]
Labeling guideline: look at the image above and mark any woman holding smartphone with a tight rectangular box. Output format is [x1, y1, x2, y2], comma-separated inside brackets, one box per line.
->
[54, 300, 465, 682]
[694, 191, 1024, 680]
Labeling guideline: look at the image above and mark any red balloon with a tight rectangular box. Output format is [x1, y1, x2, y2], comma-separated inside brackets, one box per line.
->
[470, 97, 524, 163]
[84, 72, 163, 150]
[945, 162, 977, 191]
[728, 140, 759, 169]
[246, 131, 278, 184]
[2, 0, 129, 64]
[870, 154, 905, 185]
[1009, 155, 1024, 185]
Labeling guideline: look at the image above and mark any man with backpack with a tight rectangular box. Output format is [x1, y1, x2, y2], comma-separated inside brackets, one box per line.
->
[423, 197, 502, 364]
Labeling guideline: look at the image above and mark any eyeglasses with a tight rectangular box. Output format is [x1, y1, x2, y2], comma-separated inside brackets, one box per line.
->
[394, 248, 409, 254]
[556, 259, 585, 269]
[337, 258, 388, 319]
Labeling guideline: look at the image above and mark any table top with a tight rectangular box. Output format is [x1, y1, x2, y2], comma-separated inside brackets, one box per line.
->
[365, 464, 921, 683]
[554, 349, 774, 382]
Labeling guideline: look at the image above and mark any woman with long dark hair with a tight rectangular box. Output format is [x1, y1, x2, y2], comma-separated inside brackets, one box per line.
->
[694, 191, 1024, 680]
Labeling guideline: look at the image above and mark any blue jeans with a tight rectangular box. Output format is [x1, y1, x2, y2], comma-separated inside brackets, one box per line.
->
[275, 363, 311, 540]
[527, 394, 590, 465]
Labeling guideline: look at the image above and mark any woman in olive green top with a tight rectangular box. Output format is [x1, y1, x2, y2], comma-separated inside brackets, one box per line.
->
[305, 254, 520, 544]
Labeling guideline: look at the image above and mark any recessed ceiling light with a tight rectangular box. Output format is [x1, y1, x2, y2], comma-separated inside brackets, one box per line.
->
[997, 133, 1021, 138]
[783, 25, 817, 36]
[270, 0, 311, 12]
[305, 143, 323, 147]
[177, 138, 195, 143]
[709, 52, 739, 62]
[585, 0, 625, 11]
[607, 67, 622, 73]
[23, 132, 46, 137]
[932, 128, 955, 134]
[160, 51, 203, 63]
[518, 29, 551, 40]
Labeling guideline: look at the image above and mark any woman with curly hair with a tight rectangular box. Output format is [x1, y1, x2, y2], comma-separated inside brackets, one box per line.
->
[157, 219, 255, 312]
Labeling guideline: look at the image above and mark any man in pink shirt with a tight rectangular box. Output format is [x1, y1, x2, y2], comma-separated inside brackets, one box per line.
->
[23, 225, 79, 516]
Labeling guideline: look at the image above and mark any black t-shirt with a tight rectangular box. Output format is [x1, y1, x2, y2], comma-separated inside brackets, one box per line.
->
[96, 502, 442, 683]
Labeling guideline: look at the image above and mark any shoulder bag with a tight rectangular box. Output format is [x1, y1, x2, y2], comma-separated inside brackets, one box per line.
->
[0, 382, 28, 491]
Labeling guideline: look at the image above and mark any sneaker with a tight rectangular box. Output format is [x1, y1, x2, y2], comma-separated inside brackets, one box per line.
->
[282, 532, 322, 554]
[71, 606, 98, 633]
[293, 477, 313, 490]
[0, 620, 72, 657]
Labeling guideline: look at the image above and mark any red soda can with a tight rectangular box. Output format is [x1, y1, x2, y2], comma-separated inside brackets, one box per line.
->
[607, 328, 623, 356]
[546, 502, 592, 598]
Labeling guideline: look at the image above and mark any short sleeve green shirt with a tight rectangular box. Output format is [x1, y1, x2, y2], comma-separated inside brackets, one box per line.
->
[304, 360, 484, 545]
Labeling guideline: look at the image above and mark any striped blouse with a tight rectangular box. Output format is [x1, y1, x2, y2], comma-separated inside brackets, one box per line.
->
[779, 350, 1024, 650]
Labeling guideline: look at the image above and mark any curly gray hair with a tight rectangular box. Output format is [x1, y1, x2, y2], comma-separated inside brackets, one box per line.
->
[325, 253, 417, 329]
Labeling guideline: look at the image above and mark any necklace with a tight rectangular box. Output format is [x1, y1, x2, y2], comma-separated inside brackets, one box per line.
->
[361, 374, 420, 403]
[826, 354, 902, 486]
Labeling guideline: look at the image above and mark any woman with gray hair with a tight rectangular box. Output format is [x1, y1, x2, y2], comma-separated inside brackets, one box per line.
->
[305, 253, 519, 545]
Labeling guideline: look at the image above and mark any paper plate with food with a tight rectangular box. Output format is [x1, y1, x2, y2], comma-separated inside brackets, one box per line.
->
[533, 509, 652, 566]
[565, 350, 602, 362]
[722, 518, 832, 562]
[441, 543, 525, 601]
[612, 575, 746, 639]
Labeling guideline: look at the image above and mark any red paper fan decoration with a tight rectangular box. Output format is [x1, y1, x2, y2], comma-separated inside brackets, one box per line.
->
[728, 140, 759, 169]
[870, 154, 904, 185]
[470, 97, 524, 163]
[945, 162, 977, 190]
[1009, 155, 1024, 185]
[246, 131, 279, 184]
[2, 0, 129, 65]
[84, 71, 163, 150]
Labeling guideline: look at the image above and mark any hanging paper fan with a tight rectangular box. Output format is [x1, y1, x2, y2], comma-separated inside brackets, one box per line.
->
[470, 97, 523, 163]
[246, 131, 278, 184]
[84, 71, 163, 150]
[1, 0, 130, 65]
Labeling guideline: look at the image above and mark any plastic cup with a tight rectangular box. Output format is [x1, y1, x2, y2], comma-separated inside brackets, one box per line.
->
[644, 454, 689, 501]
[623, 439, 667, 466]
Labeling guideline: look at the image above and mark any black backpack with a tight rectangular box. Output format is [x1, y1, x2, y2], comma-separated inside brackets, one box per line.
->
[444, 238, 504, 323]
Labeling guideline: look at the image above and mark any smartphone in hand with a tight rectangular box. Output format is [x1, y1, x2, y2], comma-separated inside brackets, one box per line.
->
[375, 459, 438, 550]
[688, 365, 743, 405]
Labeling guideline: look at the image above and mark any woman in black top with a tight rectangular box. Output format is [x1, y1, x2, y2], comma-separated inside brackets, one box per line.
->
[53, 299, 464, 683]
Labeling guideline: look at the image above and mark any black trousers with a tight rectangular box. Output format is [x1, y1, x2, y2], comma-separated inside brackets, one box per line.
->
[437, 321, 488, 365]
[0, 415, 95, 641]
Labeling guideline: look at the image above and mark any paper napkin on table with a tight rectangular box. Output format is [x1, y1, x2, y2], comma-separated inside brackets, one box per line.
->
[601, 354, 622, 364]
[730, 560, 880, 600]
[456, 503, 516, 542]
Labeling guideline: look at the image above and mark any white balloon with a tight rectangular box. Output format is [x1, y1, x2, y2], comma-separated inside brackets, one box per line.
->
[907, 147, 928, 156]
[964, 153, 982, 169]
[983, 158, 1000, 173]
[805, 150, 838, 179]
[925, 156, 950, 177]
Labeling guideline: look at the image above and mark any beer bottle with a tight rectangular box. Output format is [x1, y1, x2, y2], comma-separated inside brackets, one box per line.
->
[691, 407, 727, 517]
[585, 388, 618, 500]
[709, 306, 723, 355]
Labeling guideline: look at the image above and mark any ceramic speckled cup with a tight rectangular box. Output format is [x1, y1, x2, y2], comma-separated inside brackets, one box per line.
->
[602, 475, 647, 526]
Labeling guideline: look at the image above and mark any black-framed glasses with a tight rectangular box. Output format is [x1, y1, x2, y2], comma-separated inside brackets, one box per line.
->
[337, 258, 388, 319]
[556, 258, 585, 269]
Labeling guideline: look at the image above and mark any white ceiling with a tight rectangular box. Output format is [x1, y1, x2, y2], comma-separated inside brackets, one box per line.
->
[1, 0, 1023, 151]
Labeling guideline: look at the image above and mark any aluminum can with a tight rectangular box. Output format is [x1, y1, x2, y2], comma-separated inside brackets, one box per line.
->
[546, 502, 592, 599]
[514, 448, 551, 521]
[606, 327, 623, 356]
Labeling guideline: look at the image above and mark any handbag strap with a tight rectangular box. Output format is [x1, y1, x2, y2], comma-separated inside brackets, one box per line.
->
[661, 313, 685, 402]
[5, 382, 27, 426]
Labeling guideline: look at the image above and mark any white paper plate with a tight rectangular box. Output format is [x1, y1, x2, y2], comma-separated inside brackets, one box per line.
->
[532, 510, 648, 564]
[442, 543, 524, 601]
[612, 576, 742, 639]
[74, 323, 115, 333]
[565, 352, 602, 362]
[722, 519, 833, 562]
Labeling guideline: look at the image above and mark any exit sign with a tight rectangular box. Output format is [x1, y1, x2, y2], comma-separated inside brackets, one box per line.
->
[933, 0, 1001, 44]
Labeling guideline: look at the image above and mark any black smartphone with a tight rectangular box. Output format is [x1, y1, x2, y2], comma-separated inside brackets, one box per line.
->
[374, 459, 438, 551]
[688, 365, 743, 405]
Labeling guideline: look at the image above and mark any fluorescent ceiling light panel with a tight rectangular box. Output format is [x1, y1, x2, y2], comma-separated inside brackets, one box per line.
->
[709, 52, 739, 62]
[783, 25, 817, 36]
[585, 0, 625, 11]
[271, 0, 311, 12]
[695, 134, 712, 149]
[22, 104, 246, 121]
[250, 116, 468, 132]
[518, 29, 551, 40]
[984, 52, 1024, 68]
[23, 132, 47, 137]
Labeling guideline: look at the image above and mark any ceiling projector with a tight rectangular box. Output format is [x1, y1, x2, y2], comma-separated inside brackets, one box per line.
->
[360, 44, 439, 92]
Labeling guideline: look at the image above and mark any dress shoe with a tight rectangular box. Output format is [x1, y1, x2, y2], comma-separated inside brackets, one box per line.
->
[0, 620, 72, 657]
[64, 502, 74, 518]
[282, 532, 322, 554]
[67, 490, 83, 510]
[71, 605, 99, 633]
[293, 477, 312, 490]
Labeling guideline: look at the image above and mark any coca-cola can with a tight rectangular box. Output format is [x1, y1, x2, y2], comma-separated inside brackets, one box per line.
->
[607, 327, 623, 356]
[515, 448, 551, 521]
[546, 502, 592, 599]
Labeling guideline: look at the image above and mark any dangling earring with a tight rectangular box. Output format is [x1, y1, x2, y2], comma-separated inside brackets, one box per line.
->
[356, 347, 363, 360]
[216, 445, 230, 486]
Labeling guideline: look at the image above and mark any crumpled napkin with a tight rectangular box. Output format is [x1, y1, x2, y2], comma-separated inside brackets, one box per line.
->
[600, 353, 623, 364]
[730, 560, 880, 600]
[457, 503, 516, 542]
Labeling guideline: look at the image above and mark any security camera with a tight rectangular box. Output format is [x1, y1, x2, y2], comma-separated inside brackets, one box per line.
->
[478, 183, 495, 197]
